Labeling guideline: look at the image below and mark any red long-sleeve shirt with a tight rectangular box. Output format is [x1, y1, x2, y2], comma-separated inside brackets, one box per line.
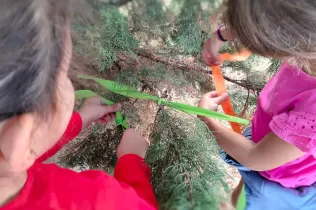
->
[1, 112, 158, 210]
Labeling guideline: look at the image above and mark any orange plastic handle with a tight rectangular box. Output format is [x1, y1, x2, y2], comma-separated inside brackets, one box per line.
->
[211, 50, 251, 134]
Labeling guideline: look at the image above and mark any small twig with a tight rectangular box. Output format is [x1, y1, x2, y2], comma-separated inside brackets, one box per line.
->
[130, 80, 153, 106]
[148, 105, 164, 137]
[105, 0, 133, 6]
[183, 168, 193, 209]
[238, 89, 250, 118]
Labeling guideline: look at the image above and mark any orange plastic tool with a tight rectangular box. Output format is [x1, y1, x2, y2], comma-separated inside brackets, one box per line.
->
[211, 50, 251, 133]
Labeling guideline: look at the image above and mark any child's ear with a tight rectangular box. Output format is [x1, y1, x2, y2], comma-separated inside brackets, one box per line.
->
[0, 114, 36, 172]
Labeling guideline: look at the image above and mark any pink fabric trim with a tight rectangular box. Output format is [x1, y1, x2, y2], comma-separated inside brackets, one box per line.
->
[270, 111, 316, 154]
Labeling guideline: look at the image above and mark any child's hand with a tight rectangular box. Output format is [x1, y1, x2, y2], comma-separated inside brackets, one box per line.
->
[202, 36, 223, 66]
[117, 129, 149, 159]
[198, 91, 228, 111]
[78, 97, 121, 128]
[202, 27, 230, 66]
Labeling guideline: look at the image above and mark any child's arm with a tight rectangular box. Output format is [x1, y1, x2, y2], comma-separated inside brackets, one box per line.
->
[198, 92, 305, 171]
[114, 129, 158, 208]
[114, 154, 158, 208]
[202, 119, 304, 171]
[38, 97, 121, 162]
[74, 153, 158, 209]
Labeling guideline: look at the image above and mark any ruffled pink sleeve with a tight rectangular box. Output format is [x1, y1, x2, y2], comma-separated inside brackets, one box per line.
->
[270, 111, 316, 153]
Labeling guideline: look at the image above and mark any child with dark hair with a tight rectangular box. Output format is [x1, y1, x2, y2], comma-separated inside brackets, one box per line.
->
[200, 0, 316, 209]
[0, 1, 157, 209]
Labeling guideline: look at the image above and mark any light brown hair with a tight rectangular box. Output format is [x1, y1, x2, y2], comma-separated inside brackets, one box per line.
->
[224, 0, 316, 75]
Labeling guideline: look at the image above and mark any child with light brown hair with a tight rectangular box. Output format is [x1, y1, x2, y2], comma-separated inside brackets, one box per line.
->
[0, 1, 157, 209]
[199, 0, 316, 209]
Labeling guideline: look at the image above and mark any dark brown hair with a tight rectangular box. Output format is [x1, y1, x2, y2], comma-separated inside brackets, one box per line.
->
[0, 0, 72, 121]
[224, 0, 316, 74]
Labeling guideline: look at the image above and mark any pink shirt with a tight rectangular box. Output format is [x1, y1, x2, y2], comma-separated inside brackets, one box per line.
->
[252, 63, 316, 188]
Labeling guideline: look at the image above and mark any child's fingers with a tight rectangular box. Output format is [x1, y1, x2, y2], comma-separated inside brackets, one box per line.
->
[96, 114, 111, 124]
[102, 113, 115, 120]
[203, 51, 214, 66]
[108, 113, 115, 119]
[208, 91, 219, 98]
[96, 118, 108, 124]
[102, 114, 112, 121]
[203, 38, 222, 66]
[102, 104, 121, 114]
[201, 91, 217, 100]
[118, 129, 148, 159]
[212, 93, 228, 104]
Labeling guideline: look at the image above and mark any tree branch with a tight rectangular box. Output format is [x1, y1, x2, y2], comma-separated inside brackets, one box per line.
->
[136, 49, 264, 93]
[98, 0, 133, 6]
[238, 89, 250, 118]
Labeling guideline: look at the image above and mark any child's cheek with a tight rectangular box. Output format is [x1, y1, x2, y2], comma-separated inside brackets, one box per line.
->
[34, 77, 75, 158]
[50, 78, 75, 145]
